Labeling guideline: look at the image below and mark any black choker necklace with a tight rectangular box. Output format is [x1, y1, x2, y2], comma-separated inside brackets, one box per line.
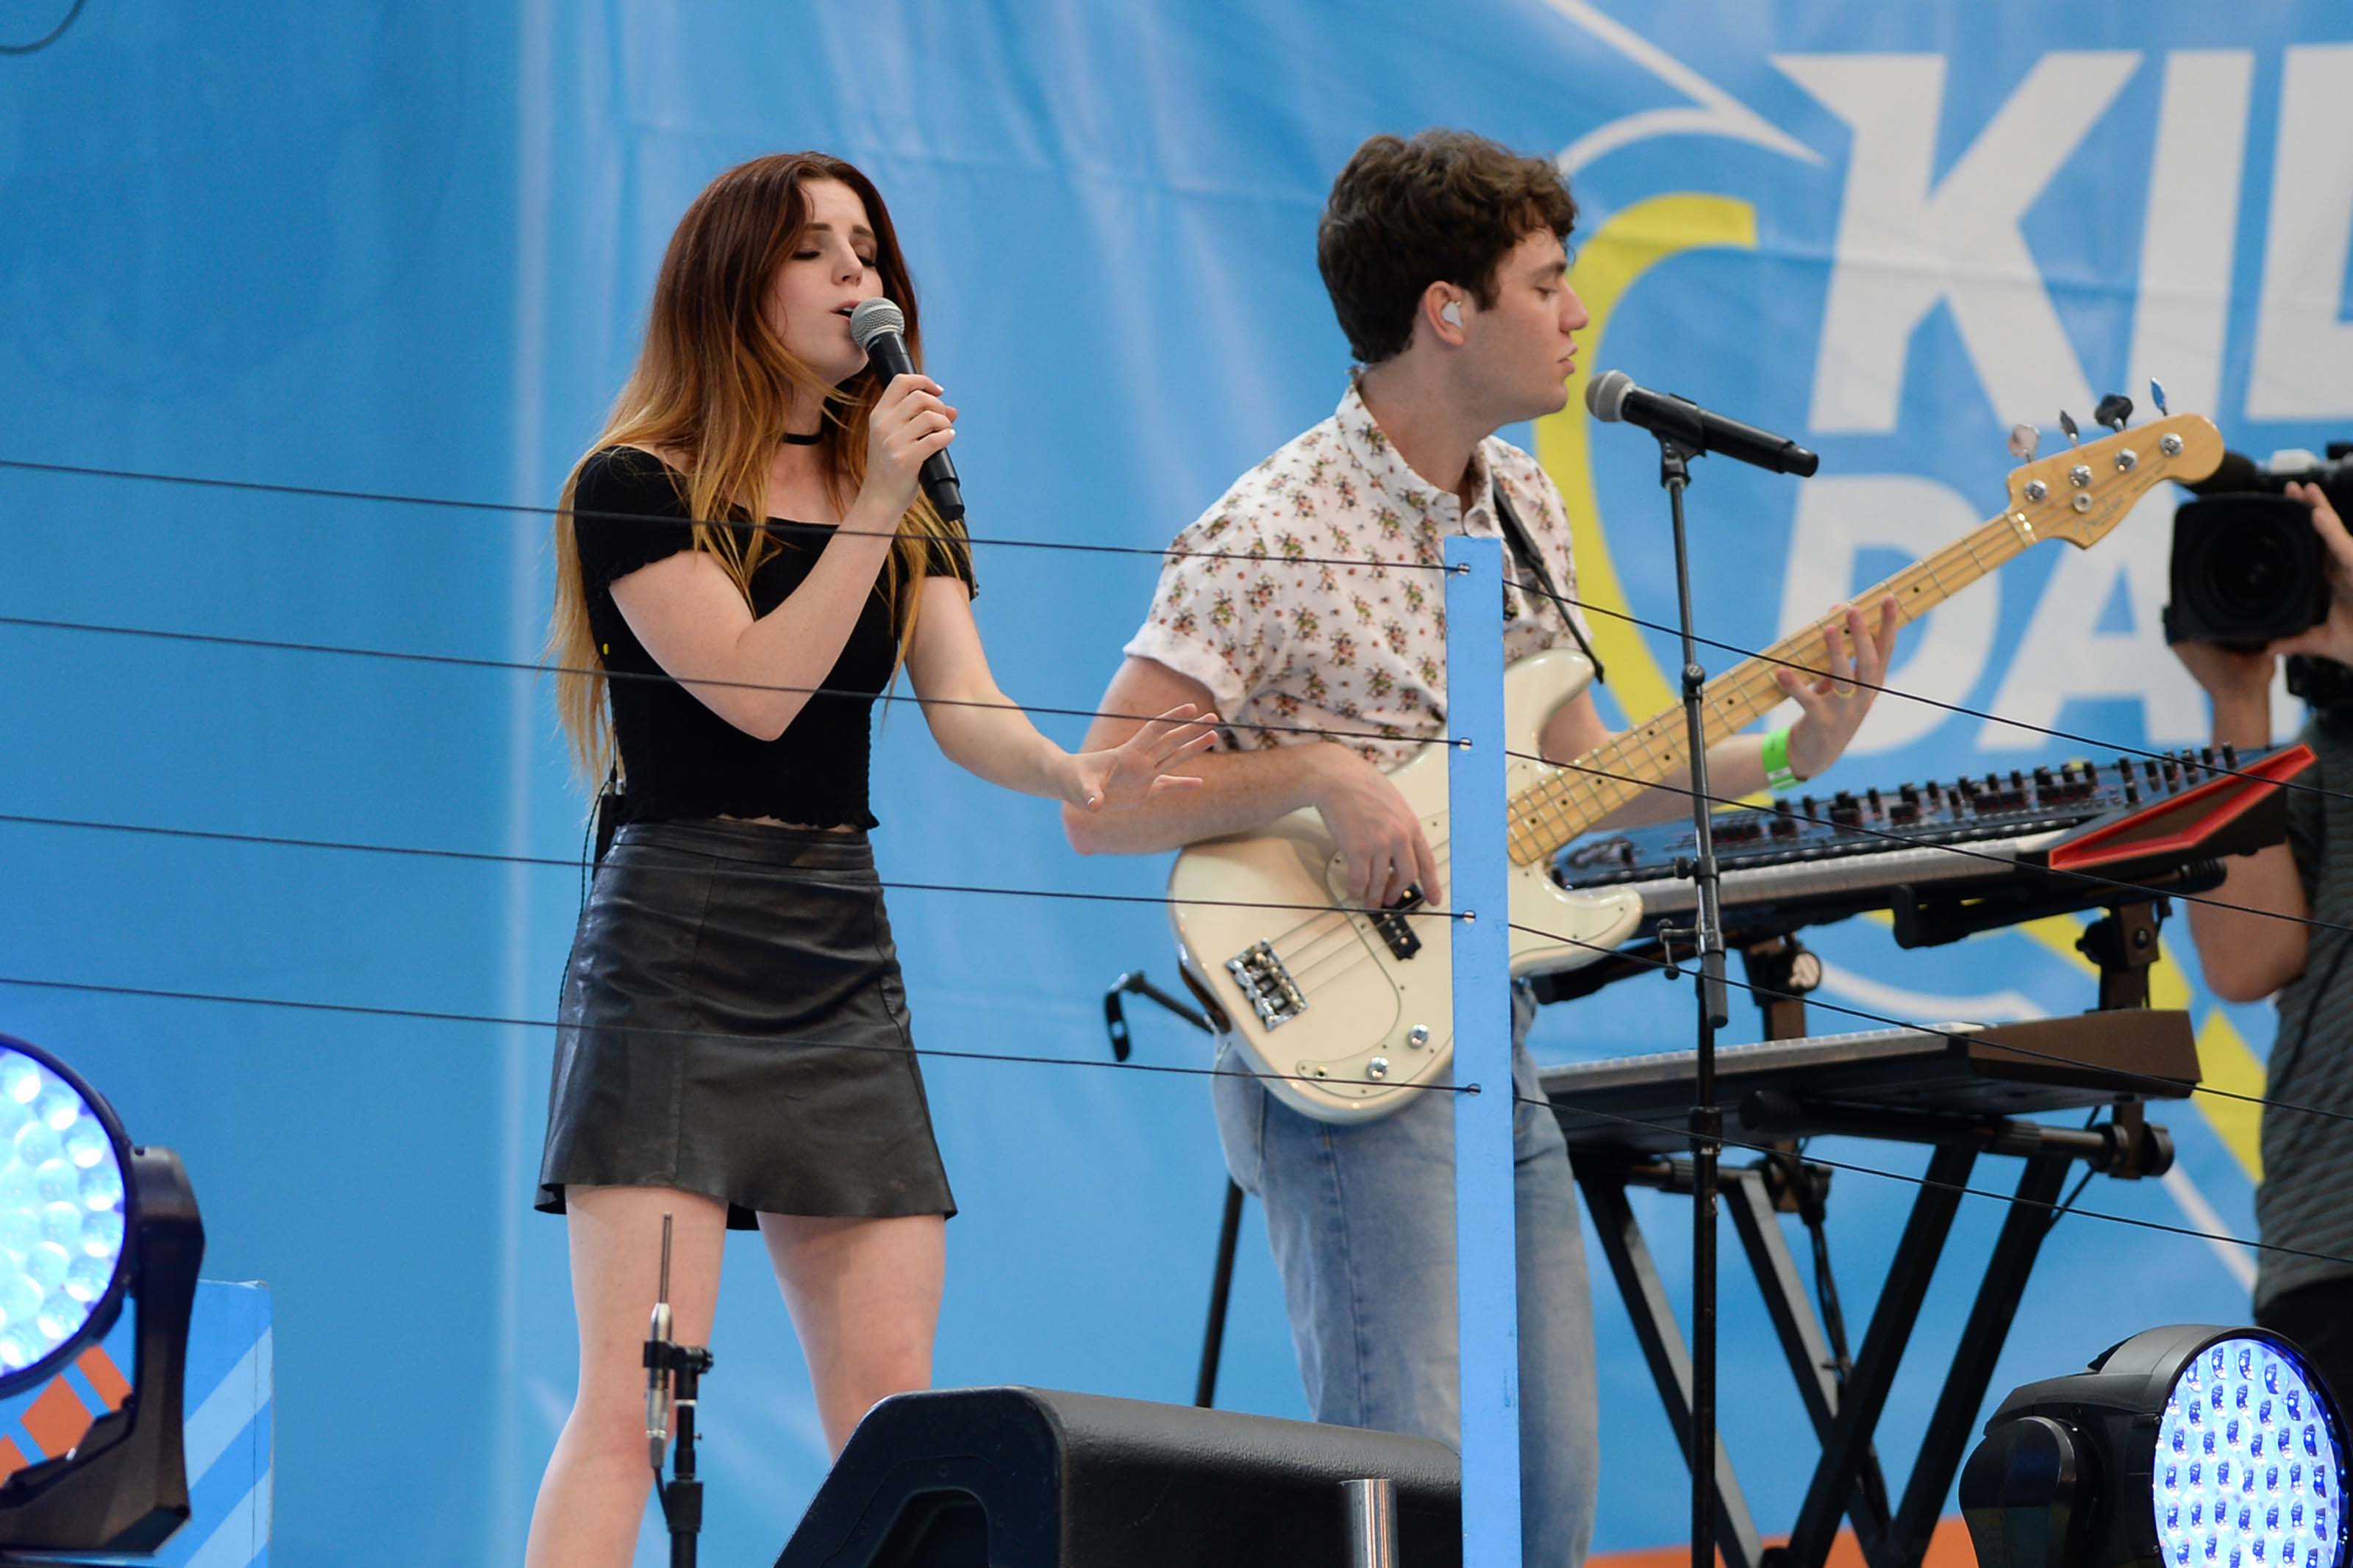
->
[780, 430, 823, 445]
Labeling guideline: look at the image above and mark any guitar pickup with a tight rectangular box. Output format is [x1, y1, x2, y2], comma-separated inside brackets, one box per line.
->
[1226, 941, 1307, 1028]
[1371, 886, 1424, 961]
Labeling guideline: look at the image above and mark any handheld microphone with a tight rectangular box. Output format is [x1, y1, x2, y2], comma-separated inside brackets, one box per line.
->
[849, 298, 965, 520]
[644, 1214, 674, 1471]
[1585, 369, 1819, 478]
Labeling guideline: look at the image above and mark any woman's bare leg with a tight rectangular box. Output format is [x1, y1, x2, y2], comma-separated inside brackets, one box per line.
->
[525, 1186, 729, 1568]
[759, 1212, 946, 1454]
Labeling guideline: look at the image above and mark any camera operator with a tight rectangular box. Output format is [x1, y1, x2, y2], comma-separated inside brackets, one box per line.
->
[2171, 478, 2353, 1407]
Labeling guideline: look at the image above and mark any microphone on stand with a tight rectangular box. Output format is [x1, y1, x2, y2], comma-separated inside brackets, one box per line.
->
[1585, 369, 1820, 478]
[849, 298, 966, 520]
[645, 1213, 674, 1472]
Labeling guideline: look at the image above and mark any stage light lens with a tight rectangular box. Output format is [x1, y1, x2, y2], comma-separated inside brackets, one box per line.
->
[0, 1046, 125, 1372]
[2160, 1337, 2346, 1568]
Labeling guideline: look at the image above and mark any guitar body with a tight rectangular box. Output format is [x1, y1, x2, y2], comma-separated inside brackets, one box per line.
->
[1165, 649, 1644, 1123]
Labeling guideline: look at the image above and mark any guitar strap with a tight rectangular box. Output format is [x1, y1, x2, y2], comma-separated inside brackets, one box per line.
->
[1490, 480, 1606, 686]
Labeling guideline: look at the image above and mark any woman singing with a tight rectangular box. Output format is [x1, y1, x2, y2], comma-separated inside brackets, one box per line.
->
[527, 151, 1211, 1567]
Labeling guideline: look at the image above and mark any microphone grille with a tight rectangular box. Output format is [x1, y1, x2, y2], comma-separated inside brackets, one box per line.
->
[1585, 369, 1635, 423]
[849, 298, 905, 352]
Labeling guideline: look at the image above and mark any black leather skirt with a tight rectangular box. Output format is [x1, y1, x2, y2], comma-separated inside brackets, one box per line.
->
[536, 818, 955, 1228]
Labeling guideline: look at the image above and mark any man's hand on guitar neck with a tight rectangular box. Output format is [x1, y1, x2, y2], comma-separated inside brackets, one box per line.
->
[1548, 594, 1902, 830]
[1063, 654, 1440, 908]
[1777, 594, 1902, 781]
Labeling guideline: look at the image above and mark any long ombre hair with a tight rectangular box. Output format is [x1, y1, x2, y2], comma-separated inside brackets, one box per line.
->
[549, 151, 960, 785]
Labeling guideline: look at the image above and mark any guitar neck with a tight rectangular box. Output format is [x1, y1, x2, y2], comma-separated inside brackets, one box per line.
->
[1506, 509, 2037, 864]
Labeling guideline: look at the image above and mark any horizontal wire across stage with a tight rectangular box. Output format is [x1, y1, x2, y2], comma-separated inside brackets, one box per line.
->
[6, 613, 2349, 940]
[1, 455, 2341, 1285]
[4, 956, 2344, 1282]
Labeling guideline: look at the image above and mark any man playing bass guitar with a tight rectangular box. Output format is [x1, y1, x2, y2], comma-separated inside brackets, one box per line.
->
[1063, 129, 1896, 1561]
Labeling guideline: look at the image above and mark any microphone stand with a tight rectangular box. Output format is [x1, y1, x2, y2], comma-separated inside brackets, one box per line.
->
[646, 1215, 716, 1568]
[1650, 418, 1731, 1568]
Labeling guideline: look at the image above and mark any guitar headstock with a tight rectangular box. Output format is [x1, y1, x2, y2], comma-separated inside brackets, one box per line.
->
[2003, 411, 2222, 548]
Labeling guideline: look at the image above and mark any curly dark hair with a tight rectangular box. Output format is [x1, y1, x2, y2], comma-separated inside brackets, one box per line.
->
[1316, 129, 1579, 365]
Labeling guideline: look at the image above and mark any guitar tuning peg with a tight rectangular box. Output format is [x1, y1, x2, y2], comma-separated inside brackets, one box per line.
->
[2149, 378, 2169, 417]
[2094, 393, 2134, 432]
[2007, 423, 2040, 461]
[2058, 410, 2081, 445]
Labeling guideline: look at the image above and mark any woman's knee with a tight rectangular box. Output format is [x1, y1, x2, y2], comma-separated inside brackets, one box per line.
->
[561, 1371, 661, 1450]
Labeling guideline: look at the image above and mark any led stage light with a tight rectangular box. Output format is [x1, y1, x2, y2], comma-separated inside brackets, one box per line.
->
[0, 1031, 202, 1561]
[1965, 1325, 2349, 1568]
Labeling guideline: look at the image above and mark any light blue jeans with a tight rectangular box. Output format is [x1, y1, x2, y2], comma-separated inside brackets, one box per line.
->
[1211, 985, 1599, 1565]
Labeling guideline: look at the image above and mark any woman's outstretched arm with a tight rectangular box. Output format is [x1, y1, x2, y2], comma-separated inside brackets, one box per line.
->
[902, 576, 1215, 811]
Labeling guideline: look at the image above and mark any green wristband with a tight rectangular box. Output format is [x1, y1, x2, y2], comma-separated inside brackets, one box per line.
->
[1762, 726, 1798, 793]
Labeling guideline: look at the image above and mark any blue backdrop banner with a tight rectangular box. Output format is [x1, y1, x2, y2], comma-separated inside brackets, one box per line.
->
[3, 4, 2350, 1563]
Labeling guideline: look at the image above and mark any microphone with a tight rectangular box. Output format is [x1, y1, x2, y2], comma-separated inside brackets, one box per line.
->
[1585, 369, 1819, 478]
[644, 1214, 674, 1470]
[849, 298, 965, 520]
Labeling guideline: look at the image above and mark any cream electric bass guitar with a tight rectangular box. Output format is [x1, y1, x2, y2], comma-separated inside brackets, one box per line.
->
[1165, 412, 2223, 1121]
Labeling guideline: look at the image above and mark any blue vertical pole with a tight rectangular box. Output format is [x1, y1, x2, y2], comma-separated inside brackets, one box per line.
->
[1446, 534, 1520, 1567]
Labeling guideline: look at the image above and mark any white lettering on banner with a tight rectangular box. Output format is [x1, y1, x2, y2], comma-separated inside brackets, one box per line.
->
[1543, 0, 1819, 173]
[1777, 474, 1998, 755]
[2126, 50, 2253, 421]
[2246, 44, 2353, 419]
[1979, 493, 2207, 749]
[1775, 51, 2139, 434]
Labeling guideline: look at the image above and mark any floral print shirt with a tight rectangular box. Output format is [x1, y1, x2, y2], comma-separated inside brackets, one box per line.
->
[1124, 382, 1594, 764]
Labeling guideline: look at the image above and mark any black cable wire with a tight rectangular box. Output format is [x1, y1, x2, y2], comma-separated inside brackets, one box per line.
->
[11, 780, 2339, 1113]
[1519, 575, 2353, 815]
[2038, 1111, 2107, 1226]
[1507, 917, 2353, 1131]
[14, 445, 2352, 816]
[7, 615, 2343, 1096]
[1516, 1088, 2339, 1272]
[1509, 745, 2353, 944]
[0, 808, 1464, 920]
[0, 0, 85, 55]
[4, 617, 2338, 935]
[10, 952, 2306, 1268]
[0, 455, 1459, 576]
[0, 970, 1474, 1100]
[0, 611, 1460, 755]
[10, 598, 2339, 1098]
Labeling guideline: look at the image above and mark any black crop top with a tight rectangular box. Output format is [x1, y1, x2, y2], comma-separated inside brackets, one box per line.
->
[572, 445, 976, 830]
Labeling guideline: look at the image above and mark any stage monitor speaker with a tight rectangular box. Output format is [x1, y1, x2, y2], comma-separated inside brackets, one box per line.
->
[774, 1385, 1462, 1567]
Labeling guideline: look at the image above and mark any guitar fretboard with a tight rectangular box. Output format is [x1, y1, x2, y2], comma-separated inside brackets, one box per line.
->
[1506, 509, 2040, 864]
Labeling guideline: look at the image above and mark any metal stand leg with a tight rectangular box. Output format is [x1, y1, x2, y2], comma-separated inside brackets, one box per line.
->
[1778, 1144, 1976, 1568]
[1197, 1179, 1246, 1408]
[1575, 1158, 1767, 1568]
[1722, 1168, 1892, 1558]
[1887, 1153, 2072, 1564]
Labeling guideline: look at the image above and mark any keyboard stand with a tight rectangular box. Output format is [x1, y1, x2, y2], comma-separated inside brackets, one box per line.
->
[1568, 1098, 2170, 1568]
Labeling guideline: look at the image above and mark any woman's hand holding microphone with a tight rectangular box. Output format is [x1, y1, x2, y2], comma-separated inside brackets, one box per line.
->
[855, 374, 957, 530]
